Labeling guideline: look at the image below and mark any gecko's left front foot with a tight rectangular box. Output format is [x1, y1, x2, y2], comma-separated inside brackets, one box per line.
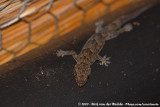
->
[56, 49, 66, 57]
[99, 56, 111, 67]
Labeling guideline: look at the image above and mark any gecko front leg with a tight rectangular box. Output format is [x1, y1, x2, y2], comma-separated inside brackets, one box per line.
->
[96, 54, 111, 67]
[56, 50, 78, 61]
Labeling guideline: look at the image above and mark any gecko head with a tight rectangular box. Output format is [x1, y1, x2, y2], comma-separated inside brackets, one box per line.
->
[74, 64, 91, 87]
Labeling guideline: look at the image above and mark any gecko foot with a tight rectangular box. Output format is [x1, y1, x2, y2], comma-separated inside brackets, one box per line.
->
[95, 20, 104, 33]
[123, 23, 133, 32]
[56, 49, 66, 57]
[99, 56, 111, 67]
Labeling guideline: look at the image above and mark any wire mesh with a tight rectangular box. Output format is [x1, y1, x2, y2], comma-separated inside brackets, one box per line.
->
[0, 0, 130, 65]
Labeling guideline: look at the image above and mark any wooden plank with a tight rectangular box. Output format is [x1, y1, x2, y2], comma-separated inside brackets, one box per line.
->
[0, 0, 157, 66]
[0, 52, 14, 65]
[102, 0, 115, 4]
[109, 0, 131, 12]
[84, 2, 108, 23]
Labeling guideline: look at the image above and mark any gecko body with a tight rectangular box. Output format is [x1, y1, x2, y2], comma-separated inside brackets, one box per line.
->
[56, 8, 149, 87]
[57, 18, 132, 87]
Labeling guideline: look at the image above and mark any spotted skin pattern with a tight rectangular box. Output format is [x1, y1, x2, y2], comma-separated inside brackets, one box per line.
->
[56, 8, 149, 87]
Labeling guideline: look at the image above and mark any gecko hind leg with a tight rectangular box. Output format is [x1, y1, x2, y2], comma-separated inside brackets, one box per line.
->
[56, 49, 78, 61]
[105, 23, 133, 40]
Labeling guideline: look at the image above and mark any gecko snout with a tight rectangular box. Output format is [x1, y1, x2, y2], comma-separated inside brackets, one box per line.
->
[77, 81, 86, 87]
[74, 64, 91, 87]
[75, 74, 87, 87]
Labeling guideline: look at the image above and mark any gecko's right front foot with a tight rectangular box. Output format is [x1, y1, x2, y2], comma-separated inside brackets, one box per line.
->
[56, 50, 66, 57]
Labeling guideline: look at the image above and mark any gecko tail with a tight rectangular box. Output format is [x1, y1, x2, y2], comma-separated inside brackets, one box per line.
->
[119, 4, 153, 26]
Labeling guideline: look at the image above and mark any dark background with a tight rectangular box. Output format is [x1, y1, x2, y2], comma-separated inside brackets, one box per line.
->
[0, 5, 160, 107]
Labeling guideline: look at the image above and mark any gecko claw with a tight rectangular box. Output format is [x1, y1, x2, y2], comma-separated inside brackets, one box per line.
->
[99, 56, 111, 67]
[56, 50, 66, 57]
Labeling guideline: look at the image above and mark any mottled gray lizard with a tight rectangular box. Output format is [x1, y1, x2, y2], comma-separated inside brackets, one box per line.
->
[56, 7, 150, 87]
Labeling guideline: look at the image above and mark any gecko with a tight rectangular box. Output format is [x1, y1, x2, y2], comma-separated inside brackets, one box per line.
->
[56, 7, 151, 87]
